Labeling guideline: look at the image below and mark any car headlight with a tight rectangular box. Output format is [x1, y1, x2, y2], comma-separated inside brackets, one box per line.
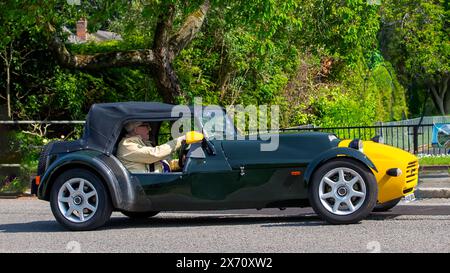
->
[349, 138, 364, 152]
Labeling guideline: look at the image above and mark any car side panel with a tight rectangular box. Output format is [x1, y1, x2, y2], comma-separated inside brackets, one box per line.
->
[136, 142, 252, 210]
[221, 133, 337, 169]
[39, 135, 376, 212]
[188, 140, 308, 209]
[135, 140, 308, 210]
[38, 151, 153, 212]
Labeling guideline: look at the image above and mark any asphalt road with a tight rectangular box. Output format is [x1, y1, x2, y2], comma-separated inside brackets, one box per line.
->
[0, 197, 449, 253]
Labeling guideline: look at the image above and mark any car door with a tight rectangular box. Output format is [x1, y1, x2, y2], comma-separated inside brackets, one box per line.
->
[133, 140, 240, 211]
[183, 140, 246, 208]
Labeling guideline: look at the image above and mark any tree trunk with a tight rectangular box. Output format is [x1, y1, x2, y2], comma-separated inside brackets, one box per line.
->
[429, 75, 450, 116]
[430, 86, 444, 115]
[152, 48, 184, 104]
[150, 4, 185, 104]
[6, 63, 11, 118]
[218, 62, 232, 100]
[442, 75, 450, 115]
[1, 46, 12, 118]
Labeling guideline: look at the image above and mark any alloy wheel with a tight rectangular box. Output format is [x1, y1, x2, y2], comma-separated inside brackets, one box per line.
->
[318, 167, 367, 215]
[57, 178, 98, 223]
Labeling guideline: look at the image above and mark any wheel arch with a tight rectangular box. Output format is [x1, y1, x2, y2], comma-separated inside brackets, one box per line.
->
[303, 147, 378, 187]
[40, 158, 122, 209]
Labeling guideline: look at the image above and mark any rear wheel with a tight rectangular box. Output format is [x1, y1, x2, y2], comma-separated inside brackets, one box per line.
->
[50, 168, 112, 231]
[121, 211, 160, 219]
[308, 159, 378, 224]
[373, 198, 401, 212]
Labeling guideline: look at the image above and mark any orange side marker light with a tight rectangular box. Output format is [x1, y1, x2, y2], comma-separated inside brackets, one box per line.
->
[35, 176, 41, 186]
[291, 171, 301, 176]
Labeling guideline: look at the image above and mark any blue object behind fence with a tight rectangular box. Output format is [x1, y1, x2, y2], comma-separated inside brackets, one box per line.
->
[432, 123, 450, 151]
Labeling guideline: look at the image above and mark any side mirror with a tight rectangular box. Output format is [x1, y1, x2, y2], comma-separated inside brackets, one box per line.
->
[186, 131, 204, 144]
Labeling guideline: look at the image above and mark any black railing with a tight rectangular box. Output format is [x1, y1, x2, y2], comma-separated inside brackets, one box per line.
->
[1, 121, 449, 155]
[276, 124, 448, 155]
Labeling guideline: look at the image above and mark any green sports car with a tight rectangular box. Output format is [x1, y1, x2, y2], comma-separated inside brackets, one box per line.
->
[34, 102, 416, 231]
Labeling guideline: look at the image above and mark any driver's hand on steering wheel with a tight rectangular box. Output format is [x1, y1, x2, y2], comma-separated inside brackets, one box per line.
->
[169, 159, 181, 171]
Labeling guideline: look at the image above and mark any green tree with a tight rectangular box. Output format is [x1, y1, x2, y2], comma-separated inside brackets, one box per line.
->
[380, 0, 450, 115]
[0, 0, 81, 118]
[0, 1, 44, 117]
[0, 0, 411, 128]
[48, 0, 306, 105]
[47, 0, 212, 103]
[299, 0, 381, 65]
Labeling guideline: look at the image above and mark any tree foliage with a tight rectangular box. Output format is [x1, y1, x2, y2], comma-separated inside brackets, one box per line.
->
[0, 0, 420, 128]
[1, 0, 427, 190]
[380, 0, 450, 115]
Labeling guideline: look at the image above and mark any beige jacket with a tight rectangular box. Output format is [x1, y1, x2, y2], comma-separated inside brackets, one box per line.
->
[116, 135, 183, 173]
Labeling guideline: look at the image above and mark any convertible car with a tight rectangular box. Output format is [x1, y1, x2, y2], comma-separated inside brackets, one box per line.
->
[33, 102, 418, 231]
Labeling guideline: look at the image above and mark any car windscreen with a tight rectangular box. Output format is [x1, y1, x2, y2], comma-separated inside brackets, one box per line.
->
[199, 108, 237, 140]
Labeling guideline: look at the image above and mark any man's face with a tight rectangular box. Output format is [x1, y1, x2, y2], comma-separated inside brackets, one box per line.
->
[134, 124, 150, 141]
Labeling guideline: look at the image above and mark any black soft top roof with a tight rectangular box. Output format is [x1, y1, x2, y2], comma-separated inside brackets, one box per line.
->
[80, 102, 194, 154]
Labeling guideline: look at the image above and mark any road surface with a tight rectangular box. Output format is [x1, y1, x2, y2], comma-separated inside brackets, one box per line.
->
[0, 197, 449, 253]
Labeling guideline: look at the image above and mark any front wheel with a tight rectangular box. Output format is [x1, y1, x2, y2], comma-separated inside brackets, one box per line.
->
[309, 159, 378, 224]
[50, 168, 112, 231]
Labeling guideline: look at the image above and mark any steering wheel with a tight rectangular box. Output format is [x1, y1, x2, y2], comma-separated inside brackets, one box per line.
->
[178, 140, 189, 169]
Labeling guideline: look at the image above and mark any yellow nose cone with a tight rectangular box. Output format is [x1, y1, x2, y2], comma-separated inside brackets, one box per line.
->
[186, 131, 204, 144]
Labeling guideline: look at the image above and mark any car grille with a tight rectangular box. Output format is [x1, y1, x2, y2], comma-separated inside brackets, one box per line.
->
[405, 161, 418, 184]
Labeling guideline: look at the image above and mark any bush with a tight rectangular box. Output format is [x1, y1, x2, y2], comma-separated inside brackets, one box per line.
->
[311, 87, 376, 127]
[5, 129, 74, 194]
[0, 176, 26, 193]
[308, 59, 408, 128]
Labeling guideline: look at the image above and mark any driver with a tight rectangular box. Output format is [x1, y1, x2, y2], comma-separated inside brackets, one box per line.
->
[117, 121, 185, 173]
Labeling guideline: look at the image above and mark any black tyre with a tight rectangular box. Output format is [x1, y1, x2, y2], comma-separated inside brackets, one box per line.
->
[373, 197, 401, 212]
[308, 159, 378, 224]
[50, 168, 112, 231]
[121, 211, 160, 219]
